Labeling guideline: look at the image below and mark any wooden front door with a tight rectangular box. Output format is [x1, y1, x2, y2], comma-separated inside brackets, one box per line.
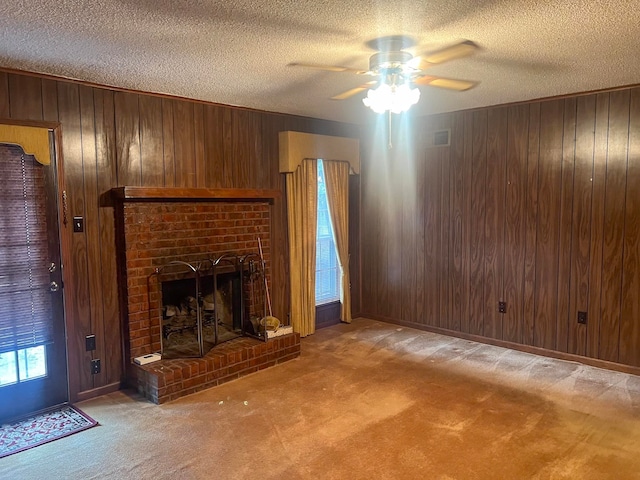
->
[0, 143, 68, 422]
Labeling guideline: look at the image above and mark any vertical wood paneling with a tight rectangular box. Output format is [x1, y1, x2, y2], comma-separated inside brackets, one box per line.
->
[386, 149, 402, 321]
[78, 85, 104, 388]
[556, 98, 577, 352]
[374, 125, 388, 319]
[438, 115, 451, 329]
[194, 104, 205, 188]
[349, 174, 361, 316]
[360, 131, 373, 315]
[523, 103, 541, 345]
[173, 101, 196, 187]
[460, 111, 473, 333]
[222, 109, 234, 188]
[533, 99, 564, 350]
[161, 98, 175, 186]
[203, 104, 224, 188]
[468, 110, 487, 336]
[376, 149, 389, 320]
[233, 110, 251, 188]
[8, 74, 42, 120]
[424, 141, 442, 326]
[414, 123, 427, 325]
[57, 81, 94, 393]
[400, 136, 417, 324]
[41, 79, 58, 121]
[483, 107, 507, 339]
[94, 88, 121, 385]
[619, 87, 640, 366]
[0, 72, 9, 117]
[599, 89, 630, 362]
[139, 95, 164, 187]
[568, 95, 596, 356]
[502, 104, 529, 344]
[449, 112, 466, 332]
[114, 92, 141, 186]
[251, 113, 264, 188]
[587, 93, 610, 358]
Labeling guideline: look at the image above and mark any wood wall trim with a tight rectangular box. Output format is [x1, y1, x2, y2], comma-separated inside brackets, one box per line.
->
[361, 315, 640, 377]
[74, 382, 122, 402]
[111, 186, 281, 202]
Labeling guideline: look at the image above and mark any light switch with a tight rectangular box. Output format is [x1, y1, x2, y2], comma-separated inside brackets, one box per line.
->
[73, 216, 84, 233]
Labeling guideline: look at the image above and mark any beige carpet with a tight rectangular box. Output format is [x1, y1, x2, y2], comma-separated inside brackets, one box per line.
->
[2, 318, 640, 479]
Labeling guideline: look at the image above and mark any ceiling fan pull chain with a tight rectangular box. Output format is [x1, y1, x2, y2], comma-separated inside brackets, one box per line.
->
[388, 111, 393, 149]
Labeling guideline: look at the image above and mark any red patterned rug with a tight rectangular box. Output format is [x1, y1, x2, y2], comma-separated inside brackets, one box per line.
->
[0, 405, 97, 458]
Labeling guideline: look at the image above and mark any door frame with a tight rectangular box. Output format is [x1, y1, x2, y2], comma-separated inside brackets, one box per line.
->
[0, 118, 79, 404]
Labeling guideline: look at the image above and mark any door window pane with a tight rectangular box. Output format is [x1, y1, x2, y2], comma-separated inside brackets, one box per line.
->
[0, 351, 18, 386]
[0, 345, 47, 386]
[18, 345, 47, 381]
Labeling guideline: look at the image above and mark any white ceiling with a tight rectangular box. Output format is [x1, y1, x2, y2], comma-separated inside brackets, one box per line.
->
[2, 1, 640, 124]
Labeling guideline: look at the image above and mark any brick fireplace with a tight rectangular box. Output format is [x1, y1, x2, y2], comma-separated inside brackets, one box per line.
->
[112, 187, 300, 403]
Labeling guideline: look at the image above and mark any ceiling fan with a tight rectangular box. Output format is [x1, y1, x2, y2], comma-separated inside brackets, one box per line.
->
[289, 35, 480, 113]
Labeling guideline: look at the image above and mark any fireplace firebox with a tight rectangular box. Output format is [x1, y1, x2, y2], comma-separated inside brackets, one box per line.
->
[152, 253, 266, 359]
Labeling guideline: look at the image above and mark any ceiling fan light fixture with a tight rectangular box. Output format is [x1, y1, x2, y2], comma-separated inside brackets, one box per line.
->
[363, 81, 420, 114]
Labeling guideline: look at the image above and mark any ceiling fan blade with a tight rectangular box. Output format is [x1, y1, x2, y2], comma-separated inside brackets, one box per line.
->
[331, 81, 377, 100]
[415, 40, 479, 69]
[415, 75, 478, 91]
[288, 62, 368, 75]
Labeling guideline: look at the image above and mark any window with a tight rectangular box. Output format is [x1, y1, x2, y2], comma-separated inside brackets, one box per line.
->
[315, 160, 340, 305]
[0, 345, 47, 386]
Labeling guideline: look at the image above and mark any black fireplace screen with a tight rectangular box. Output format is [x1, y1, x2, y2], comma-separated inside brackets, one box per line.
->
[152, 254, 266, 359]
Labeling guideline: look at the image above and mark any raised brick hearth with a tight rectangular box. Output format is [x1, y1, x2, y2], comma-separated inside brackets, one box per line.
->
[113, 188, 295, 402]
[134, 333, 300, 404]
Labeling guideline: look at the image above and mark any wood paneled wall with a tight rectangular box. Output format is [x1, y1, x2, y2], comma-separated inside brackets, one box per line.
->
[361, 87, 640, 369]
[0, 70, 361, 399]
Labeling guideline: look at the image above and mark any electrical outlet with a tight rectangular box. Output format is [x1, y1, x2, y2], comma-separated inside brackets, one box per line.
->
[578, 311, 588, 324]
[498, 301, 507, 314]
[91, 359, 101, 375]
[85, 335, 96, 351]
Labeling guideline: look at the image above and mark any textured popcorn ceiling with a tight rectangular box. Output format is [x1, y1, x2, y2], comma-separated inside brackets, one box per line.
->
[2, 1, 640, 124]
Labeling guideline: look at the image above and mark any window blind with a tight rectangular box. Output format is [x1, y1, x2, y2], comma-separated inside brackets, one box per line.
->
[0, 145, 54, 354]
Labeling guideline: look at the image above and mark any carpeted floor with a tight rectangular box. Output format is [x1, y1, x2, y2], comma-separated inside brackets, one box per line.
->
[1, 318, 639, 479]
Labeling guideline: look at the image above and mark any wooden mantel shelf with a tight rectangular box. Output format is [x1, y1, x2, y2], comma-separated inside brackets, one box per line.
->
[111, 187, 280, 203]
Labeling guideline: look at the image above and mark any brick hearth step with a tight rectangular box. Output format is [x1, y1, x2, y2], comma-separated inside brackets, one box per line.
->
[133, 333, 300, 404]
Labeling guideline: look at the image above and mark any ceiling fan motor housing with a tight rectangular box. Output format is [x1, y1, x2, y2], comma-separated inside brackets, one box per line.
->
[369, 51, 414, 74]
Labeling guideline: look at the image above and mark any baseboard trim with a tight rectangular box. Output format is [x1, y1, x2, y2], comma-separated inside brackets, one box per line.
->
[74, 382, 122, 402]
[357, 314, 640, 377]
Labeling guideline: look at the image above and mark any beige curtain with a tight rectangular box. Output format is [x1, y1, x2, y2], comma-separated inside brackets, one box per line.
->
[323, 160, 351, 323]
[286, 159, 318, 336]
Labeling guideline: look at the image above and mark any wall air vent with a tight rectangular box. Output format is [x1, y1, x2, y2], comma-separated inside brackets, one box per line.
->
[423, 129, 451, 147]
[435, 129, 451, 147]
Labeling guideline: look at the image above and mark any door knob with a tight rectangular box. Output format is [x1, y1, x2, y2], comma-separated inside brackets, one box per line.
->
[50, 281, 60, 292]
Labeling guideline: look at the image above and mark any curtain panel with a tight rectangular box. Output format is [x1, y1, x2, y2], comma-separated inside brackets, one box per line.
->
[286, 159, 318, 336]
[322, 160, 351, 323]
